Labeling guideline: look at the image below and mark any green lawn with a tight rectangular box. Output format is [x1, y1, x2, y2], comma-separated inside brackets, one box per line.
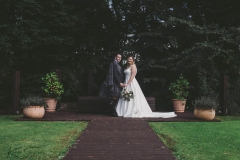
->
[149, 116, 240, 160]
[0, 115, 88, 160]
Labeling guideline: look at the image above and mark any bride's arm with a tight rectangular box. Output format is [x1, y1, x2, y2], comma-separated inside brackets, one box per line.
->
[125, 65, 137, 87]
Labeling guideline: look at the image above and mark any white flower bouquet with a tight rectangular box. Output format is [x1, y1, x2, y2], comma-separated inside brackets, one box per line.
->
[121, 88, 134, 101]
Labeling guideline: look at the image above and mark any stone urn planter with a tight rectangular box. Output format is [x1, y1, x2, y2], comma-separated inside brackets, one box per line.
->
[44, 98, 57, 112]
[194, 108, 215, 120]
[172, 99, 187, 112]
[192, 96, 218, 121]
[169, 74, 189, 113]
[20, 95, 46, 119]
[23, 106, 45, 118]
[41, 72, 64, 112]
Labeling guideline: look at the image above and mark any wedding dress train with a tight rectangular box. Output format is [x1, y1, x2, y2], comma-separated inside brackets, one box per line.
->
[116, 66, 177, 118]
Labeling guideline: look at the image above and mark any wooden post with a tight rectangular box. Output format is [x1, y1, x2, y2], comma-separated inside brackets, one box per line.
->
[55, 69, 62, 111]
[220, 75, 228, 115]
[55, 69, 62, 82]
[88, 68, 94, 96]
[12, 71, 20, 114]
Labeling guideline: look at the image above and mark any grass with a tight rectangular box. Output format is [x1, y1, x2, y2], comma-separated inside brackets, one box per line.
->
[149, 116, 240, 160]
[0, 115, 88, 160]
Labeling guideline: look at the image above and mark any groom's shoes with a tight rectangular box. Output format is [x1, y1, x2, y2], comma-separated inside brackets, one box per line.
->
[112, 111, 118, 117]
[110, 99, 118, 117]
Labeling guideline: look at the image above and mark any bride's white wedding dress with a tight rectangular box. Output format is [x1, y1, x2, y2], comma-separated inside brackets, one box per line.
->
[116, 65, 177, 118]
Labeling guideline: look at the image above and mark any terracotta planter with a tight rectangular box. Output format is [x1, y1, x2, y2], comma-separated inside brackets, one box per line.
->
[23, 106, 45, 118]
[172, 99, 186, 112]
[44, 98, 57, 112]
[194, 108, 215, 120]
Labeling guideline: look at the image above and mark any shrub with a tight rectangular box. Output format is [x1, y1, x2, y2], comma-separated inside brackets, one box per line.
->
[20, 95, 46, 108]
[192, 96, 218, 110]
[41, 72, 64, 100]
[169, 74, 189, 100]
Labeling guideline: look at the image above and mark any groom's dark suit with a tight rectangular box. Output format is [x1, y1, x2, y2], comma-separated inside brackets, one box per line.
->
[110, 60, 124, 97]
[99, 60, 124, 98]
[99, 60, 124, 116]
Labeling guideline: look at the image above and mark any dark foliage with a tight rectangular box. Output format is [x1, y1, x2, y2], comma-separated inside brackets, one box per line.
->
[0, 0, 240, 113]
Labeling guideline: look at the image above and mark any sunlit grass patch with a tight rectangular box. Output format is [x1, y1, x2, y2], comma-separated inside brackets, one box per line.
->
[0, 115, 88, 160]
[149, 116, 240, 160]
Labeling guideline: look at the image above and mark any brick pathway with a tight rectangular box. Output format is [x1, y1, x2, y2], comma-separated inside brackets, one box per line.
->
[63, 118, 176, 160]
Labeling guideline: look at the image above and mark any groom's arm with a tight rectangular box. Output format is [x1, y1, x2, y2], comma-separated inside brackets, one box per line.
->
[106, 62, 114, 86]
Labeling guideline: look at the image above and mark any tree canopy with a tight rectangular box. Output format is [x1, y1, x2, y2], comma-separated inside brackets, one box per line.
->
[0, 0, 240, 113]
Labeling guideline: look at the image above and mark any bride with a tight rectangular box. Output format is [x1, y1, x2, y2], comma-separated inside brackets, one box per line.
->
[116, 55, 177, 118]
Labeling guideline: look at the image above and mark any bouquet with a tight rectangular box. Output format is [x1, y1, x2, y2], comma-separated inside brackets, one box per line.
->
[121, 88, 134, 101]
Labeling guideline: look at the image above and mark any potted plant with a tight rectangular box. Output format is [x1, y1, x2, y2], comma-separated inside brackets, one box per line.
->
[41, 72, 64, 112]
[20, 95, 46, 118]
[169, 74, 189, 112]
[192, 96, 218, 120]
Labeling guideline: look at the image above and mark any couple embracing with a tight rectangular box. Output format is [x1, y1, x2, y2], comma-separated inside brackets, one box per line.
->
[99, 53, 176, 118]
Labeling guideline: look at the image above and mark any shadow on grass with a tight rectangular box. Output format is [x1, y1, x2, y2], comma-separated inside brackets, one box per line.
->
[217, 115, 240, 121]
[158, 134, 176, 152]
[0, 115, 23, 121]
[7, 146, 44, 159]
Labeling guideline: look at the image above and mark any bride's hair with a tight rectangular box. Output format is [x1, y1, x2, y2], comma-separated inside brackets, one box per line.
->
[125, 55, 135, 68]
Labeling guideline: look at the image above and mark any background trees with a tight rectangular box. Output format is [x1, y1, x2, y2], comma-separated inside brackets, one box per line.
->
[0, 0, 239, 113]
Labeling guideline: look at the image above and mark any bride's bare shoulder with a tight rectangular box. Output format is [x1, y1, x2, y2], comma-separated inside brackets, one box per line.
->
[131, 64, 137, 69]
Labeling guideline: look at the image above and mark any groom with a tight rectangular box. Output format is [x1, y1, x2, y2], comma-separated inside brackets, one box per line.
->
[99, 53, 124, 117]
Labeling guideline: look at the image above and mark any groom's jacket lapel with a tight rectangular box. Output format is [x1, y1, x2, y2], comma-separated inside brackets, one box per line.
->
[105, 61, 119, 86]
[112, 60, 123, 85]
[113, 60, 122, 73]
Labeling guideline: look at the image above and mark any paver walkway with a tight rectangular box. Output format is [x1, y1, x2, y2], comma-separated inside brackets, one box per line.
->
[63, 118, 176, 160]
